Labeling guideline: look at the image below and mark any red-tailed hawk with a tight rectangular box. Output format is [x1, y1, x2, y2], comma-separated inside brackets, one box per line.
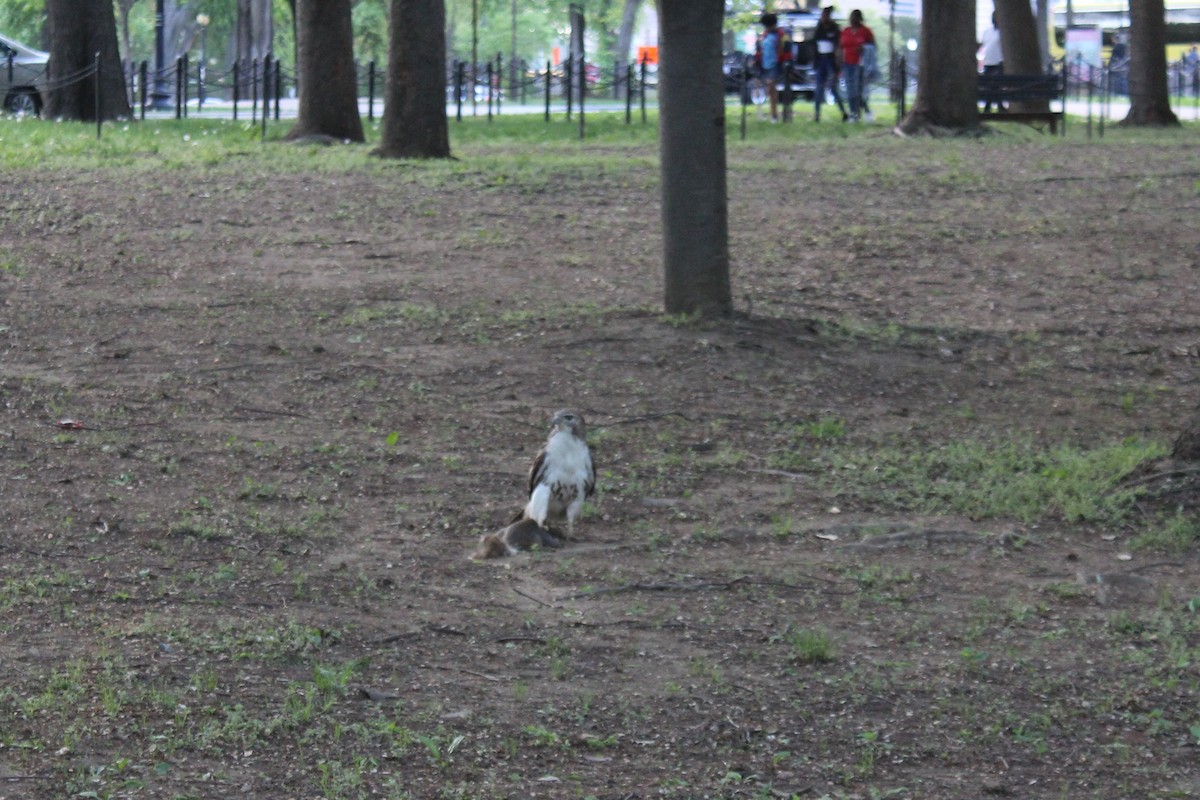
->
[523, 409, 595, 538]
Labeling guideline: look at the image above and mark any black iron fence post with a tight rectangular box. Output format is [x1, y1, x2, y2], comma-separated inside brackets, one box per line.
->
[456, 60, 465, 121]
[139, 60, 148, 120]
[1086, 64, 1093, 140]
[261, 55, 271, 139]
[232, 61, 240, 120]
[251, 58, 259, 123]
[275, 59, 282, 120]
[625, 62, 634, 124]
[640, 56, 647, 123]
[174, 56, 183, 118]
[578, 55, 585, 139]
[1194, 63, 1199, 122]
[368, 60, 376, 121]
[544, 60, 551, 121]
[487, 59, 494, 120]
[496, 53, 503, 115]
[565, 58, 573, 121]
[94, 51, 102, 139]
[782, 61, 794, 122]
[740, 56, 748, 140]
[1099, 59, 1108, 139]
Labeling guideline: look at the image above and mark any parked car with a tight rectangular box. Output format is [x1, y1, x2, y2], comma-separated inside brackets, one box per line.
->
[724, 9, 821, 103]
[1, 32, 49, 116]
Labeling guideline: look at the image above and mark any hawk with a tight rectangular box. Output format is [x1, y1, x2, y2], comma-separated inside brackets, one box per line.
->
[523, 409, 595, 539]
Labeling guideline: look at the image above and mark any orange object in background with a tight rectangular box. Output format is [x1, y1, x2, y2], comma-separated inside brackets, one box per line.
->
[637, 46, 659, 65]
[552, 46, 561, 65]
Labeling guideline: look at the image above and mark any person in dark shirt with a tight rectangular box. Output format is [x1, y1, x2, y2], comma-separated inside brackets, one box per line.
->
[812, 6, 848, 122]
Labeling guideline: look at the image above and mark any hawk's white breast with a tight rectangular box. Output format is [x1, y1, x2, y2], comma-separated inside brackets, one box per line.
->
[525, 429, 594, 527]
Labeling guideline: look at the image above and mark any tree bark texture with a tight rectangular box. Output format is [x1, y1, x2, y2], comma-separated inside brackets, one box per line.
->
[896, 0, 979, 135]
[1122, 0, 1179, 126]
[1036, 0, 1051, 70]
[236, 0, 274, 63]
[375, 0, 451, 159]
[287, 0, 364, 142]
[44, 0, 131, 120]
[615, 0, 642, 64]
[995, 0, 1047, 112]
[656, 0, 732, 317]
[570, 6, 586, 62]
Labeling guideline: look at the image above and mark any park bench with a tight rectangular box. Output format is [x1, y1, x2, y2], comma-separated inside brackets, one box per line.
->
[977, 71, 1066, 134]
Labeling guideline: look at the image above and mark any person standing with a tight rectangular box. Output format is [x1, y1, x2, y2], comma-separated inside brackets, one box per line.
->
[755, 12, 792, 122]
[812, 6, 848, 122]
[978, 12, 1004, 112]
[838, 9, 874, 121]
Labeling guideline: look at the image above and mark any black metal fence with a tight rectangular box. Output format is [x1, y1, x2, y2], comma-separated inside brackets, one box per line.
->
[123, 54, 286, 124]
[8, 48, 1199, 141]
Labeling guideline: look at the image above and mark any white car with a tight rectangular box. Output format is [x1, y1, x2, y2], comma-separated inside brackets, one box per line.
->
[1, 32, 49, 115]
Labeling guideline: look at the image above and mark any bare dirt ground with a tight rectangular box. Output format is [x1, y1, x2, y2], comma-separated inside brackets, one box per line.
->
[2, 126, 1200, 799]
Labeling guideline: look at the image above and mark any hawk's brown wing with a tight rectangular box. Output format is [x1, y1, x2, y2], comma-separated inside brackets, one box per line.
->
[584, 450, 596, 498]
[528, 444, 549, 497]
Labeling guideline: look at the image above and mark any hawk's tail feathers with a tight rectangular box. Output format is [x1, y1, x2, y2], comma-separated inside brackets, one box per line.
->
[524, 484, 551, 527]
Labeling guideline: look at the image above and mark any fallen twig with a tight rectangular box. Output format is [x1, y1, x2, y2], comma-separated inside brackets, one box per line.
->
[512, 587, 555, 608]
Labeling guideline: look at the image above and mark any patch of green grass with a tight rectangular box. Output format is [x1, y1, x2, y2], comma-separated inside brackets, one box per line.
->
[784, 627, 837, 665]
[822, 436, 1166, 526]
[1133, 510, 1200, 552]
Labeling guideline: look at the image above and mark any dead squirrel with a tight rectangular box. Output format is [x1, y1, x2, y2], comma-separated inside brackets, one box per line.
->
[473, 518, 563, 559]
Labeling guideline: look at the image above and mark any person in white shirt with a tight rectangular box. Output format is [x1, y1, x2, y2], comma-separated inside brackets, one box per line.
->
[978, 13, 1004, 112]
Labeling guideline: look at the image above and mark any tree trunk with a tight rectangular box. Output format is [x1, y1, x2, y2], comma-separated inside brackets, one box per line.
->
[374, 0, 450, 159]
[237, 0, 273, 62]
[995, 0, 1047, 112]
[1036, 0, 1051, 70]
[286, 0, 363, 142]
[1122, 0, 1179, 126]
[656, 0, 732, 317]
[614, 0, 642, 64]
[44, 0, 131, 120]
[165, 0, 201, 63]
[116, 0, 136, 61]
[896, 0, 980, 136]
[570, 5, 586, 63]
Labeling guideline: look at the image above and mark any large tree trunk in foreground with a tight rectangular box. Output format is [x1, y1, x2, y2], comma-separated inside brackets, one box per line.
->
[1122, 0, 1179, 126]
[656, 0, 732, 316]
[287, 0, 364, 142]
[44, 0, 131, 120]
[375, 0, 450, 158]
[896, 0, 979, 135]
[995, 0, 1048, 112]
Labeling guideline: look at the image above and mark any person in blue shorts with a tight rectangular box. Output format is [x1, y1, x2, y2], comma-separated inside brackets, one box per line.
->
[755, 13, 792, 122]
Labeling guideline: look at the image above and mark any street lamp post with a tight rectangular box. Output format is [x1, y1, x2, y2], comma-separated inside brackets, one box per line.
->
[151, 0, 172, 109]
[196, 14, 209, 110]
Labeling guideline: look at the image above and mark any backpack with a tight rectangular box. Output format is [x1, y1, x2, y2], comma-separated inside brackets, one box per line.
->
[754, 28, 794, 70]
